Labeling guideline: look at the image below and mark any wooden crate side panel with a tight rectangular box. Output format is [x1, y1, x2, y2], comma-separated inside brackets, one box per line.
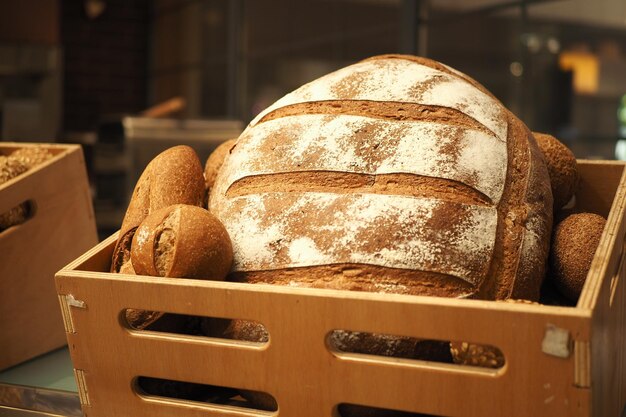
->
[590, 220, 626, 417]
[57, 258, 591, 417]
[0, 145, 98, 370]
[590, 256, 626, 417]
[578, 160, 625, 309]
[575, 160, 626, 417]
[575, 161, 624, 218]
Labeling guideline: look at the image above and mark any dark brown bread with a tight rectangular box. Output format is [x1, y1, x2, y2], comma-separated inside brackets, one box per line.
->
[205, 138, 236, 201]
[533, 132, 579, 210]
[110, 145, 205, 272]
[550, 212, 606, 301]
[0, 156, 28, 183]
[130, 204, 233, 280]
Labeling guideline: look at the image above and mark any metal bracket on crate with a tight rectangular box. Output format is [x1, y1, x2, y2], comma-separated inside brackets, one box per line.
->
[574, 340, 592, 389]
[74, 369, 91, 407]
[58, 294, 87, 334]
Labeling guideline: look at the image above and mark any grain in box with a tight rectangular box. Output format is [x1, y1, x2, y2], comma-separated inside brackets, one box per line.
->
[55, 160, 626, 417]
[1, 143, 98, 370]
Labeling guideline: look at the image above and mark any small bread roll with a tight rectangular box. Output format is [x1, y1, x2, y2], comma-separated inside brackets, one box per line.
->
[131, 204, 233, 280]
[111, 145, 205, 272]
[204, 138, 236, 198]
[533, 132, 579, 210]
[550, 213, 606, 301]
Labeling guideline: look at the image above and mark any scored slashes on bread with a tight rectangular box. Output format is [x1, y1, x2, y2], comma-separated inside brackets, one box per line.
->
[210, 54, 553, 302]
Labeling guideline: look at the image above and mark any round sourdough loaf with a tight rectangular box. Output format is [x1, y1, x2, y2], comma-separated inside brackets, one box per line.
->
[210, 54, 553, 302]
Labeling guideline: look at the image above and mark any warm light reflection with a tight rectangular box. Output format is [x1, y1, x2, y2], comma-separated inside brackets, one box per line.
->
[558, 51, 599, 94]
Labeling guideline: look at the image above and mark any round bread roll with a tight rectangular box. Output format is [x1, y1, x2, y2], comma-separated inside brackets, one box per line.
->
[205, 138, 237, 200]
[111, 145, 205, 273]
[550, 212, 606, 301]
[131, 204, 233, 280]
[533, 132, 578, 210]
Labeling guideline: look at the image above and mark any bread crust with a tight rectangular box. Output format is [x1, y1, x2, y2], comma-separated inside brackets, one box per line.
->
[205, 138, 237, 202]
[211, 55, 552, 301]
[550, 213, 605, 301]
[533, 132, 578, 211]
[130, 204, 233, 280]
[111, 145, 205, 272]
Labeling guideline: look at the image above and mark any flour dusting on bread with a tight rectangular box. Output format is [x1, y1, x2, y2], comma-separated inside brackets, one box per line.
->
[251, 58, 507, 140]
[211, 54, 552, 300]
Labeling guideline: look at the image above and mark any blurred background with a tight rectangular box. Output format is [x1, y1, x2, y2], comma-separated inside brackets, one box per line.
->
[1, 0, 626, 237]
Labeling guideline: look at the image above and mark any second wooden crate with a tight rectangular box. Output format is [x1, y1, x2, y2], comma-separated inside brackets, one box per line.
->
[1, 143, 98, 370]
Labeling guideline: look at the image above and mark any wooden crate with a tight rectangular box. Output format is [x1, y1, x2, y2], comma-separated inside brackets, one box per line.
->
[55, 160, 626, 417]
[1, 143, 98, 370]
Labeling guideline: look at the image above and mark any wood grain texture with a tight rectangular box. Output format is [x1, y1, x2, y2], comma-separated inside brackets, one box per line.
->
[54, 160, 626, 417]
[0, 143, 98, 370]
[576, 161, 626, 417]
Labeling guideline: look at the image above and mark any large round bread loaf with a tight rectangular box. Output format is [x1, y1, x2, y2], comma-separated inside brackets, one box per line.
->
[210, 54, 553, 302]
